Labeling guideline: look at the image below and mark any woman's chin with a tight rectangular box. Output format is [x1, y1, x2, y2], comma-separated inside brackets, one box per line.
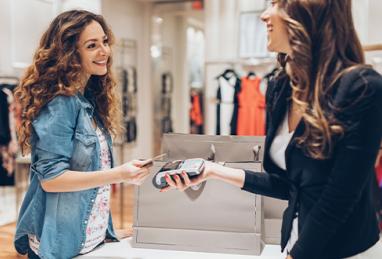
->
[92, 70, 108, 76]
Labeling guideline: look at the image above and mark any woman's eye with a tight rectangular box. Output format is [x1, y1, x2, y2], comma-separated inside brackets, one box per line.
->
[103, 39, 109, 46]
[87, 43, 96, 49]
[268, 0, 277, 7]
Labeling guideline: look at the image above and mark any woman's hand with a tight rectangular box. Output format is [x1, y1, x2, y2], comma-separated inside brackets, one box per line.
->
[160, 161, 225, 192]
[117, 160, 151, 186]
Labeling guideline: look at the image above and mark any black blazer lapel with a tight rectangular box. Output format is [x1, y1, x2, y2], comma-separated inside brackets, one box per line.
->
[264, 77, 291, 154]
[263, 76, 291, 173]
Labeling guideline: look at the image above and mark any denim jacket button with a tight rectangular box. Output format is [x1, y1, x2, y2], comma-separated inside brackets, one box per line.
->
[91, 199, 94, 203]
[84, 220, 88, 224]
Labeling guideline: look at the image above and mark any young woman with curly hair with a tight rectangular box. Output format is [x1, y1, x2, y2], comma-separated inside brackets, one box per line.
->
[162, 1, 382, 258]
[14, 10, 151, 259]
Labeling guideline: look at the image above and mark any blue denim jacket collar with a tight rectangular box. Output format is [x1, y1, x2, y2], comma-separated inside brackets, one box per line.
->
[76, 92, 94, 116]
[76, 91, 114, 160]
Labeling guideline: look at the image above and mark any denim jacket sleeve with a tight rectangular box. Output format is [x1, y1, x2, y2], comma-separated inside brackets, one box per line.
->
[31, 95, 78, 181]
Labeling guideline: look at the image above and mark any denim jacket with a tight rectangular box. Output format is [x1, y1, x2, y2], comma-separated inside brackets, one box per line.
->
[14, 93, 118, 259]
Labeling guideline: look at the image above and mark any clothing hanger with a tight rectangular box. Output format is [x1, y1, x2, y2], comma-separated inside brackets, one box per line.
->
[247, 71, 256, 79]
[223, 69, 237, 80]
[215, 68, 235, 79]
[263, 67, 278, 80]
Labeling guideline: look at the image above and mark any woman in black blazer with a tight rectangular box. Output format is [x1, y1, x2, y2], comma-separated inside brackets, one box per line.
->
[161, 0, 382, 258]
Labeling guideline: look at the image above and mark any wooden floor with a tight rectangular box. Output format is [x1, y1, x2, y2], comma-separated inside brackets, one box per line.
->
[0, 184, 135, 259]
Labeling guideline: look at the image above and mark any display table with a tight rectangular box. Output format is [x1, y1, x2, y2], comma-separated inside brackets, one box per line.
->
[76, 238, 285, 259]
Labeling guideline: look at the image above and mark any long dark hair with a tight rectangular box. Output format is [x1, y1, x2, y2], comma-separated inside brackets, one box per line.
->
[277, 0, 365, 159]
[15, 10, 122, 154]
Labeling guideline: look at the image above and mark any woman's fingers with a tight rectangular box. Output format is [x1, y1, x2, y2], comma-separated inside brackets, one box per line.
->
[165, 174, 177, 187]
[164, 174, 187, 191]
[161, 171, 203, 192]
[187, 173, 204, 186]
[181, 171, 191, 185]
[132, 159, 152, 168]
[173, 174, 184, 189]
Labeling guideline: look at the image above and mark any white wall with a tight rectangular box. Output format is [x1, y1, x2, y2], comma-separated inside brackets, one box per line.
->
[60, 0, 101, 14]
[0, 0, 55, 75]
[102, 0, 154, 161]
[353, 0, 382, 73]
[11, 0, 55, 69]
[0, 0, 13, 75]
[352, 0, 369, 44]
[367, 0, 382, 45]
[352, 0, 382, 46]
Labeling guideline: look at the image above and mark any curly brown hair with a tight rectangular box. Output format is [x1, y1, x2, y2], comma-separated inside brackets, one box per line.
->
[276, 0, 365, 159]
[15, 10, 122, 154]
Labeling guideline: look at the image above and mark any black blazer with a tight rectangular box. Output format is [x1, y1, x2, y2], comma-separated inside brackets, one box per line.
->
[242, 67, 382, 259]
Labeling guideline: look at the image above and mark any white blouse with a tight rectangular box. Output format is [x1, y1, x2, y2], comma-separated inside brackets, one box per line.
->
[269, 112, 297, 253]
[269, 112, 294, 171]
[79, 127, 112, 254]
[217, 75, 236, 135]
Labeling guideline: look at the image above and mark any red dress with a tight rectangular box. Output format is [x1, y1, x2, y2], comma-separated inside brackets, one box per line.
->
[237, 76, 266, 136]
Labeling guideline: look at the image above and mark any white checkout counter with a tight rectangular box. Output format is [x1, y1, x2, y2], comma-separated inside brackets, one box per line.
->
[76, 238, 286, 259]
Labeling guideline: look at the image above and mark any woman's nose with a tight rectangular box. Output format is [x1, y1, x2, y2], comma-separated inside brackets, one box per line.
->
[99, 47, 109, 57]
[99, 43, 110, 55]
[261, 8, 270, 23]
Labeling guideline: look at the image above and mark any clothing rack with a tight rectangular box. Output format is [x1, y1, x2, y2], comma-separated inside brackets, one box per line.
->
[205, 57, 276, 67]
[190, 87, 203, 93]
[209, 99, 234, 104]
